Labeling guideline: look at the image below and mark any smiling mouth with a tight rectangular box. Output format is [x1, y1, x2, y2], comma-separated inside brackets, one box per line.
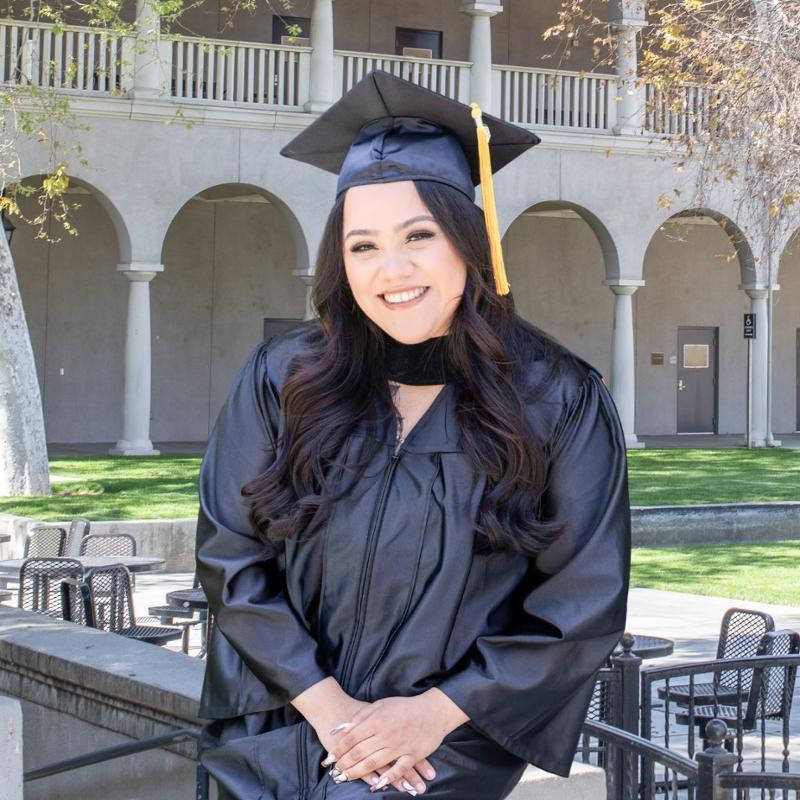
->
[380, 286, 429, 305]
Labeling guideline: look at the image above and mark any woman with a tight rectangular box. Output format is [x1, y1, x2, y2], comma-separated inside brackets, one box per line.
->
[196, 71, 631, 800]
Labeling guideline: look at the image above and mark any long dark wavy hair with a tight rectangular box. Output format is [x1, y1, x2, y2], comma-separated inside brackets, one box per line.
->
[242, 180, 569, 558]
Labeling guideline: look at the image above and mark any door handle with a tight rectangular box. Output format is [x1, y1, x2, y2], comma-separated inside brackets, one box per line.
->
[678, 379, 685, 391]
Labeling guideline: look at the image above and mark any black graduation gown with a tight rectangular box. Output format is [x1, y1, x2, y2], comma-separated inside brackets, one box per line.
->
[195, 320, 631, 800]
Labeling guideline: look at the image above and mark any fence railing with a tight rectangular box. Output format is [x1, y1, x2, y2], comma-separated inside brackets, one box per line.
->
[0, 16, 719, 138]
[169, 36, 311, 107]
[0, 18, 127, 92]
[334, 49, 471, 103]
[644, 81, 715, 136]
[583, 638, 800, 800]
[492, 64, 618, 131]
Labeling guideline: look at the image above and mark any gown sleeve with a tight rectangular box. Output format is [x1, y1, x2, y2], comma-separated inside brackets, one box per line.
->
[195, 340, 329, 708]
[434, 367, 631, 776]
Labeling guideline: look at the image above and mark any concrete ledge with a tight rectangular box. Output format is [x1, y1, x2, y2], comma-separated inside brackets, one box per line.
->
[509, 762, 606, 800]
[0, 695, 23, 800]
[0, 513, 197, 570]
[5, 501, 800, 566]
[0, 606, 207, 799]
[631, 501, 800, 547]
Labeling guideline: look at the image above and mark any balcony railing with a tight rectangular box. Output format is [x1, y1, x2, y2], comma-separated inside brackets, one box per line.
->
[0, 18, 125, 92]
[170, 36, 311, 107]
[0, 17, 715, 137]
[493, 64, 617, 132]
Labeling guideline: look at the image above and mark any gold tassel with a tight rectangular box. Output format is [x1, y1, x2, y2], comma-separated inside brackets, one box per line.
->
[470, 102, 510, 296]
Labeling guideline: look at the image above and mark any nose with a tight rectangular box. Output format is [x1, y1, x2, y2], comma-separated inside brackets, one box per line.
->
[381, 245, 414, 281]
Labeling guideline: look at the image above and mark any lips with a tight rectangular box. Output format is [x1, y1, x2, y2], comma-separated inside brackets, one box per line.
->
[381, 286, 429, 304]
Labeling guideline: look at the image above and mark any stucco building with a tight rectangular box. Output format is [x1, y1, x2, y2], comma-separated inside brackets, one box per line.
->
[3, 0, 798, 452]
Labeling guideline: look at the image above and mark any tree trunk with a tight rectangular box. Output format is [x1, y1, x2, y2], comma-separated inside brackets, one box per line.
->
[0, 229, 51, 495]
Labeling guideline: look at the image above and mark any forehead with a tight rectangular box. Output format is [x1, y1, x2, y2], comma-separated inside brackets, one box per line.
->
[342, 181, 429, 226]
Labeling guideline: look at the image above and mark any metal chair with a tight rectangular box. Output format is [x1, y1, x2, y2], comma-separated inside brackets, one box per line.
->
[79, 533, 136, 558]
[63, 517, 91, 557]
[17, 557, 85, 621]
[83, 564, 183, 647]
[657, 607, 774, 706]
[23, 526, 67, 558]
[675, 629, 800, 748]
[147, 573, 209, 656]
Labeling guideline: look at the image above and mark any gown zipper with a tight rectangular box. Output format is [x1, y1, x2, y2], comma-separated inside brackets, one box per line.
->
[339, 447, 402, 693]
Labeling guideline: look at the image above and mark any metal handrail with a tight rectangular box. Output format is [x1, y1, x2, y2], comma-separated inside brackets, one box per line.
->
[582, 719, 699, 778]
[24, 727, 201, 782]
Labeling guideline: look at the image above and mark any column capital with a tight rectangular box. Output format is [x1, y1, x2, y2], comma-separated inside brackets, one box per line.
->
[740, 282, 778, 297]
[604, 278, 645, 295]
[117, 261, 164, 273]
[292, 269, 315, 287]
[608, 0, 647, 26]
[460, 1, 503, 17]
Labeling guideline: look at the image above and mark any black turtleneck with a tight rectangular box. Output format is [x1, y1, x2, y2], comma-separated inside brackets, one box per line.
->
[381, 330, 458, 385]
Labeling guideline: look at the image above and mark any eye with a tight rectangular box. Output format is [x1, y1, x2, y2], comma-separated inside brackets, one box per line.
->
[407, 230, 435, 243]
[349, 241, 376, 253]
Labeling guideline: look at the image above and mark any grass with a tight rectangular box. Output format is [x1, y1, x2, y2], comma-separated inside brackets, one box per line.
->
[0, 448, 798, 521]
[0, 456, 202, 521]
[626, 448, 800, 506]
[630, 540, 800, 606]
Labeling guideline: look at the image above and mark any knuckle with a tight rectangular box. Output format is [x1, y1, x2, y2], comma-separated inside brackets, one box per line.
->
[363, 756, 377, 771]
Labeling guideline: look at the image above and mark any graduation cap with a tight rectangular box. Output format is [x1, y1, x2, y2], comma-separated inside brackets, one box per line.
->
[280, 70, 541, 296]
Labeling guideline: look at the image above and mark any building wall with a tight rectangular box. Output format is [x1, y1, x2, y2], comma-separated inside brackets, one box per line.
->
[777, 233, 800, 434]
[637, 220, 748, 436]
[504, 211, 612, 378]
[13, 186, 127, 443]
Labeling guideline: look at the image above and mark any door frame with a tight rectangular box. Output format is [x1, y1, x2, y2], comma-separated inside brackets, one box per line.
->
[676, 326, 719, 434]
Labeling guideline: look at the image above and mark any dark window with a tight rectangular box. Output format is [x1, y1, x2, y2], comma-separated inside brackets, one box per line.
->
[272, 15, 311, 45]
[395, 28, 442, 59]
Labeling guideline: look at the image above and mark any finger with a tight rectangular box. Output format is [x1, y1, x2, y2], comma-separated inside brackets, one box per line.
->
[333, 734, 382, 772]
[359, 770, 382, 790]
[370, 754, 416, 793]
[332, 721, 375, 760]
[398, 766, 428, 795]
[332, 747, 393, 783]
[371, 764, 410, 796]
[415, 757, 436, 781]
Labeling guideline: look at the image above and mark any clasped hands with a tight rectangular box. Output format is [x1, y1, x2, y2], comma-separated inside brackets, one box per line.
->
[317, 691, 460, 795]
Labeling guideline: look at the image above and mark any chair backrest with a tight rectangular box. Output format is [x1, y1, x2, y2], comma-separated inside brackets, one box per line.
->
[18, 557, 84, 620]
[23, 527, 67, 559]
[743, 630, 800, 728]
[716, 607, 776, 690]
[80, 533, 136, 558]
[84, 564, 136, 632]
[63, 517, 91, 557]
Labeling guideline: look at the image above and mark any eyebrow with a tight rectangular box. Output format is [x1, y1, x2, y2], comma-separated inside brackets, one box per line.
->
[344, 214, 437, 241]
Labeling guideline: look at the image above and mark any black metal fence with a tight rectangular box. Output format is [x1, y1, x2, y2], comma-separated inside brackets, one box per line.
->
[578, 634, 800, 800]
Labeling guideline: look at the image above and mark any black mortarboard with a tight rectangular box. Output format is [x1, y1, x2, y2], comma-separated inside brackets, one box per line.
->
[280, 70, 542, 295]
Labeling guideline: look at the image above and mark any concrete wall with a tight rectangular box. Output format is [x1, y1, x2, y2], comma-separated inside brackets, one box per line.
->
[14, 181, 306, 444]
[777, 232, 800, 434]
[0, 607, 212, 800]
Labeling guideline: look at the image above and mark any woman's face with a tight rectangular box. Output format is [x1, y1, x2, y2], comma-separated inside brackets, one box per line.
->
[342, 180, 467, 344]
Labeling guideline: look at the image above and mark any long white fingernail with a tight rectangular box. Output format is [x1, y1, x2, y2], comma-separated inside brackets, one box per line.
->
[330, 722, 352, 735]
[402, 780, 418, 796]
[374, 775, 389, 790]
[321, 751, 336, 767]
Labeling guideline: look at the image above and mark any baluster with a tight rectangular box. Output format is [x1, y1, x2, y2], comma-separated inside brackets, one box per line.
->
[255, 47, 264, 103]
[196, 43, 206, 100]
[245, 46, 254, 103]
[588, 78, 596, 129]
[276, 47, 286, 104]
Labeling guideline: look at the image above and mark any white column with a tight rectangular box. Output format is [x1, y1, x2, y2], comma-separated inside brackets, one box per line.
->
[744, 286, 768, 447]
[0, 698, 23, 800]
[605, 280, 644, 448]
[306, 0, 336, 112]
[461, 1, 502, 115]
[293, 270, 316, 321]
[608, 0, 647, 133]
[130, 0, 167, 98]
[109, 263, 163, 456]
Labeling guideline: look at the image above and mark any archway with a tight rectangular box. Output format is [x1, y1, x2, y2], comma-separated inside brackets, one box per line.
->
[10, 175, 127, 443]
[157, 183, 308, 441]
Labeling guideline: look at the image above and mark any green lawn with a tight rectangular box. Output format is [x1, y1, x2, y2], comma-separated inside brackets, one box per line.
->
[631, 541, 800, 606]
[0, 456, 202, 521]
[0, 448, 799, 521]
[626, 448, 800, 506]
